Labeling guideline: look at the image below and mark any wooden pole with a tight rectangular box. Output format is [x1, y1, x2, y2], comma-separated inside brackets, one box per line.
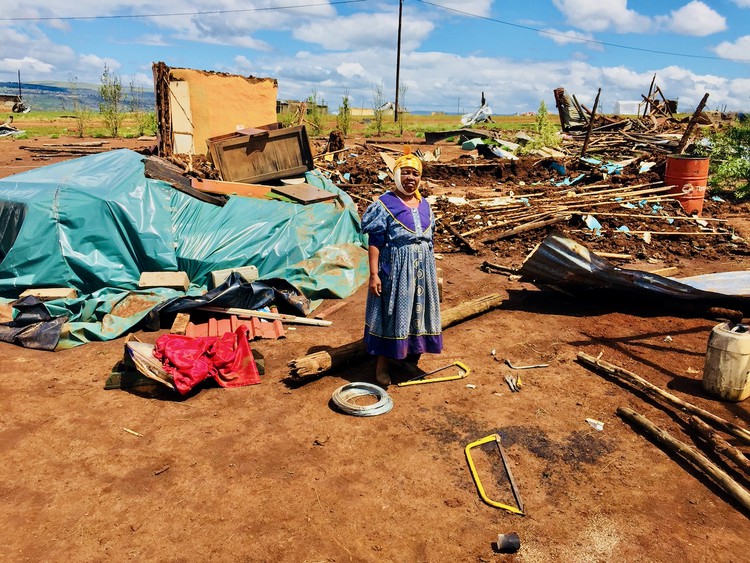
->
[643, 74, 656, 118]
[580, 88, 601, 158]
[394, 0, 404, 123]
[687, 415, 750, 475]
[578, 352, 750, 444]
[676, 92, 709, 154]
[618, 407, 750, 513]
[288, 293, 505, 378]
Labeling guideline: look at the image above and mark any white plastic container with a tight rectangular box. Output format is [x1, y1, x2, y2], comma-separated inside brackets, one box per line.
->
[702, 322, 750, 402]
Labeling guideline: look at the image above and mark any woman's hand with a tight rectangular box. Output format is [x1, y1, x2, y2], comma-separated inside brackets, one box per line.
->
[369, 273, 382, 297]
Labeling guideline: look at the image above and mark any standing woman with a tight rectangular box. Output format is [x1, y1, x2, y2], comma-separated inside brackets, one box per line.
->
[361, 153, 443, 386]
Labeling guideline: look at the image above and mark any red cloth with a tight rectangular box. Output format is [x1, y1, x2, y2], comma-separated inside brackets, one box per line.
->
[153, 325, 260, 395]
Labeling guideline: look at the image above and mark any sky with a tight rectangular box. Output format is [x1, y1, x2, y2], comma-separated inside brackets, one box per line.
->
[1, 0, 749, 115]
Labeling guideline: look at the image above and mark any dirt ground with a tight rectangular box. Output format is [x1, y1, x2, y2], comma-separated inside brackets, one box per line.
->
[1, 132, 749, 562]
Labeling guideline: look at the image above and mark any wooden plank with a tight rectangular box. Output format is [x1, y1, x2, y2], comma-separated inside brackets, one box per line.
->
[596, 252, 632, 260]
[191, 178, 272, 198]
[270, 184, 338, 204]
[650, 266, 679, 277]
[139, 271, 190, 291]
[145, 156, 227, 206]
[19, 287, 77, 301]
[199, 305, 332, 326]
[314, 301, 349, 320]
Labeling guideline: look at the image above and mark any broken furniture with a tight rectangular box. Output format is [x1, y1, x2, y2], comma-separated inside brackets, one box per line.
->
[206, 125, 314, 184]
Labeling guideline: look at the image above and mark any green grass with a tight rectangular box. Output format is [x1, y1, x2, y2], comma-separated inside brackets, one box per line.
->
[6, 109, 556, 140]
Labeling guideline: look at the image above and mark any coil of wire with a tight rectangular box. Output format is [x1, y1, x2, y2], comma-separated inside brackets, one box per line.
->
[331, 382, 393, 416]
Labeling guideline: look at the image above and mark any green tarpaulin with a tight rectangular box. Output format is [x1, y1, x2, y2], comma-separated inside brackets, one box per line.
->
[0, 149, 368, 348]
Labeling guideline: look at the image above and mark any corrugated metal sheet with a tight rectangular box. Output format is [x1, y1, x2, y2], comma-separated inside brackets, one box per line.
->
[518, 232, 750, 312]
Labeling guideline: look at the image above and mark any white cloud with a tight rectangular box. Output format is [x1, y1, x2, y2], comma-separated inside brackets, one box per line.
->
[660, 1, 726, 36]
[336, 62, 366, 79]
[293, 12, 433, 51]
[0, 56, 54, 74]
[713, 35, 750, 60]
[542, 28, 603, 51]
[732, 0, 750, 7]
[552, 0, 652, 33]
[428, 0, 493, 17]
[134, 34, 169, 47]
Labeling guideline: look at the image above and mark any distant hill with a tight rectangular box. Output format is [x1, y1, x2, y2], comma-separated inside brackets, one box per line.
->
[0, 81, 155, 112]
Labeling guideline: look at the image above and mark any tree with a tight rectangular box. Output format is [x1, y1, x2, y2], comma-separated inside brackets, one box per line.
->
[306, 89, 324, 136]
[397, 84, 408, 136]
[99, 64, 125, 137]
[518, 100, 561, 155]
[68, 74, 93, 138]
[129, 78, 155, 137]
[372, 82, 386, 137]
[533, 100, 560, 147]
[337, 90, 351, 136]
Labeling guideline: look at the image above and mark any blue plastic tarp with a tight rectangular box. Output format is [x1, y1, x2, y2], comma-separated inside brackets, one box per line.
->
[0, 149, 369, 348]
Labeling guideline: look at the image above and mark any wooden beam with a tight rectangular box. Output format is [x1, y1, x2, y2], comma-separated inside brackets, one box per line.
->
[314, 301, 349, 320]
[580, 88, 601, 157]
[578, 352, 750, 444]
[687, 415, 750, 475]
[618, 407, 750, 513]
[676, 92, 710, 154]
[198, 306, 332, 326]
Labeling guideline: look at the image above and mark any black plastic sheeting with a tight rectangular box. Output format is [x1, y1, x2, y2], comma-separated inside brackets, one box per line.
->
[0, 296, 68, 350]
[0, 274, 310, 350]
[146, 272, 311, 328]
[518, 232, 750, 313]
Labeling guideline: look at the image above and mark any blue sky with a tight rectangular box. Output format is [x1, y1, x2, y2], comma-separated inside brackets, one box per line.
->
[1, 0, 749, 115]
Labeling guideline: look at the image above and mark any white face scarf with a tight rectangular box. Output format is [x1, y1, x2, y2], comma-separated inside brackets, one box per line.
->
[394, 168, 420, 197]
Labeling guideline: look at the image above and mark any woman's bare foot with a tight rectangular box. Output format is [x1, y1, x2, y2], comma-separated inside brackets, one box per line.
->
[375, 356, 391, 387]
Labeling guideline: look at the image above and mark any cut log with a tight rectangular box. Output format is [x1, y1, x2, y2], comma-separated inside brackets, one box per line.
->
[617, 407, 750, 513]
[288, 293, 505, 378]
[687, 415, 750, 475]
[578, 351, 750, 445]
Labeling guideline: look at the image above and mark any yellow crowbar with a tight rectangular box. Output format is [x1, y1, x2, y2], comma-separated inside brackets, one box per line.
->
[465, 434, 524, 515]
[396, 360, 470, 387]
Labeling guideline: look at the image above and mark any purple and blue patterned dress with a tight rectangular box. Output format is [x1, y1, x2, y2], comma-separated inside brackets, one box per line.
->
[361, 191, 443, 360]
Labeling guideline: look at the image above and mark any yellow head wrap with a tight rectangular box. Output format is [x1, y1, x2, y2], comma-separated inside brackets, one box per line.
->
[393, 153, 422, 176]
